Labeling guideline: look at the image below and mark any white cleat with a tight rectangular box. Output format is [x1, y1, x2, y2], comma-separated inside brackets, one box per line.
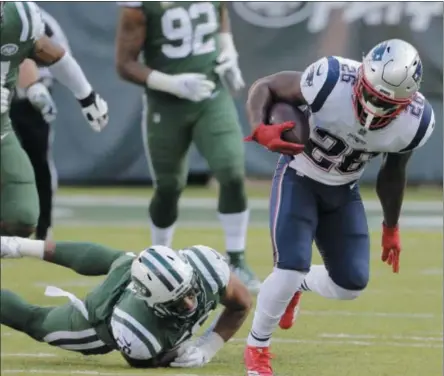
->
[1, 237, 23, 258]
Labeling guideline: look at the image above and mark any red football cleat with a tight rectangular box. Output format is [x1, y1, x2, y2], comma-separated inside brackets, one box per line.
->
[244, 345, 274, 376]
[279, 291, 302, 330]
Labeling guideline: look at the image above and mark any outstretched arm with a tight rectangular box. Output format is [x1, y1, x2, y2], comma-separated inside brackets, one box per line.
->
[32, 36, 93, 101]
[376, 151, 412, 227]
[376, 151, 412, 273]
[171, 273, 252, 368]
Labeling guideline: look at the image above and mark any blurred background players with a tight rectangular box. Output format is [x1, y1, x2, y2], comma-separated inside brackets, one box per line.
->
[10, 7, 71, 240]
[115, 2, 260, 293]
[0, 1, 108, 238]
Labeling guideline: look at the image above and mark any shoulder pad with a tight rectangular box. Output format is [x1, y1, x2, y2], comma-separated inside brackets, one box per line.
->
[400, 95, 435, 152]
[300, 56, 341, 113]
[16, 2, 45, 42]
[180, 246, 230, 294]
[111, 307, 163, 360]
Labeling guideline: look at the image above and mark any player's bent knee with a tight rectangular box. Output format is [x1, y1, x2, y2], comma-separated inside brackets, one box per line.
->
[213, 165, 245, 186]
[154, 177, 185, 202]
[330, 268, 369, 294]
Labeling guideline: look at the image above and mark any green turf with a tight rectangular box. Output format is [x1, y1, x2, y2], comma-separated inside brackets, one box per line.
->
[58, 182, 442, 201]
[1, 226, 442, 376]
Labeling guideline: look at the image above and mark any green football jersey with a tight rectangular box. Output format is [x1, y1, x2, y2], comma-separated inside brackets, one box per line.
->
[85, 246, 230, 361]
[121, 1, 223, 103]
[0, 1, 44, 132]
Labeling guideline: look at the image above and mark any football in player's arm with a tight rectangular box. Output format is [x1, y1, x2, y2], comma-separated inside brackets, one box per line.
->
[245, 56, 435, 274]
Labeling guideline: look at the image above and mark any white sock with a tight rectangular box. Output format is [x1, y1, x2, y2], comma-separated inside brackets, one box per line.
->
[247, 268, 307, 347]
[149, 222, 175, 247]
[17, 237, 45, 259]
[301, 264, 361, 300]
[218, 210, 249, 251]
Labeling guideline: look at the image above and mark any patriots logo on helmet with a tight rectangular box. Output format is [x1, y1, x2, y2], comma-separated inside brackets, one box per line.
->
[412, 60, 423, 84]
[303, 65, 315, 87]
[371, 42, 388, 62]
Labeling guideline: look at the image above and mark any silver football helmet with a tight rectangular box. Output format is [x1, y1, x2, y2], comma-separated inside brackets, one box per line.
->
[131, 245, 201, 319]
[353, 39, 422, 129]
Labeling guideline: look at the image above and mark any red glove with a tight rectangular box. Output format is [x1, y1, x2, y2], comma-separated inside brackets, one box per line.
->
[244, 122, 305, 155]
[381, 223, 401, 273]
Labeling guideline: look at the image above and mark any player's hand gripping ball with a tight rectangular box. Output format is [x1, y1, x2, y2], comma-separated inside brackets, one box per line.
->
[245, 102, 309, 155]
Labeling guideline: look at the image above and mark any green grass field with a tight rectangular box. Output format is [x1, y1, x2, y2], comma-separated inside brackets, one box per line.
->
[1, 185, 442, 376]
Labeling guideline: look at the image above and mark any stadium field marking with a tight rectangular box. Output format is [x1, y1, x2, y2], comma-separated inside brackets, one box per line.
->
[231, 338, 442, 348]
[1, 353, 56, 357]
[51, 219, 443, 230]
[318, 333, 442, 342]
[301, 310, 436, 319]
[2, 335, 441, 365]
[54, 195, 443, 212]
[29, 279, 443, 296]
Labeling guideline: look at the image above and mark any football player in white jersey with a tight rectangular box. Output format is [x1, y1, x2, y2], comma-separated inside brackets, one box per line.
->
[243, 39, 435, 376]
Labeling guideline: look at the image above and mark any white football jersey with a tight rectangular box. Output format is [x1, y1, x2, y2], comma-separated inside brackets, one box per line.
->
[290, 56, 435, 186]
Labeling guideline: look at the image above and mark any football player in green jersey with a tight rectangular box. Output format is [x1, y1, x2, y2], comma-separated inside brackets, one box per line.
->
[1, 236, 252, 368]
[1, 1, 108, 238]
[115, 2, 261, 293]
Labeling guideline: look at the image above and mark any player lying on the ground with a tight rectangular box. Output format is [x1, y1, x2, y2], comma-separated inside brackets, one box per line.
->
[1, 1, 108, 238]
[0, 237, 252, 368]
[243, 39, 435, 376]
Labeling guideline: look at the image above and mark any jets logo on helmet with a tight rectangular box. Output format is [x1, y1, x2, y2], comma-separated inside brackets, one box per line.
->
[131, 245, 201, 319]
[353, 39, 423, 130]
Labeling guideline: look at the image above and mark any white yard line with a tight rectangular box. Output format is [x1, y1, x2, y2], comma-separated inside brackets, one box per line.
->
[1, 353, 56, 357]
[231, 337, 442, 348]
[54, 195, 443, 212]
[319, 333, 442, 342]
[300, 310, 436, 319]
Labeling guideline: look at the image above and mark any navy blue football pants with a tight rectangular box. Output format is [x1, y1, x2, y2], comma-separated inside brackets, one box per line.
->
[269, 155, 370, 291]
